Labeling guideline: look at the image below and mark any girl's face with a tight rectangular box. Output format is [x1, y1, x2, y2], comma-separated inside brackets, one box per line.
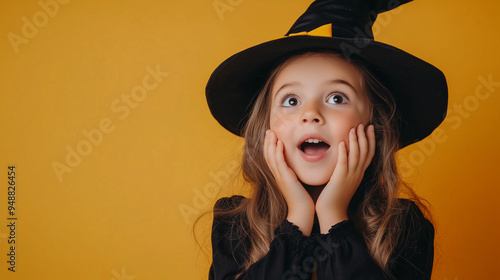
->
[269, 53, 372, 186]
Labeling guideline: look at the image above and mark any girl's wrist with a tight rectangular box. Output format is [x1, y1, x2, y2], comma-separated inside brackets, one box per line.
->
[287, 206, 315, 236]
[316, 206, 348, 234]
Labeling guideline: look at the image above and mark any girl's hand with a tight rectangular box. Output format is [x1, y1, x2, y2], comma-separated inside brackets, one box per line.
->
[316, 124, 376, 233]
[263, 130, 315, 236]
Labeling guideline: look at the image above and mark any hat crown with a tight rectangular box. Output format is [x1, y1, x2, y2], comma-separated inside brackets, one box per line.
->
[285, 0, 412, 39]
[206, 0, 447, 148]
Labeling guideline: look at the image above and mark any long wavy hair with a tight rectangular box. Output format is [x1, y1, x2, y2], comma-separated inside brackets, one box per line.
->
[213, 51, 432, 278]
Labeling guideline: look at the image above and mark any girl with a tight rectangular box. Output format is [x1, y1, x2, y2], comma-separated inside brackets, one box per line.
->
[204, 0, 447, 279]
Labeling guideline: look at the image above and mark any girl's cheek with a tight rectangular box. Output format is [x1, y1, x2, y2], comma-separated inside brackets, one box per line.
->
[270, 113, 290, 133]
[270, 113, 294, 156]
[333, 115, 360, 154]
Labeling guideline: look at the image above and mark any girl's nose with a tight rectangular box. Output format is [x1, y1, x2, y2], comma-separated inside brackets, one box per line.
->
[300, 105, 324, 125]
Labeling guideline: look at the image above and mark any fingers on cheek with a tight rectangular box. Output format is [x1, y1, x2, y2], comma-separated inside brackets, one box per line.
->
[269, 132, 285, 176]
[337, 141, 347, 165]
[276, 140, 289, 179]
[369, 125, 376, 143]
[341, 131, 351, 155]
[263, 131, 270, 161]
[349, 127, 359, 156]
[277, 140, 288, 166]
[358, 125, 369, 158]
[344, 127, 355, 155]
[274, 140, 281, 161]
[368, 125, 376, 160]
[360, 125, 375, 170]
[264, 131, 276, 169]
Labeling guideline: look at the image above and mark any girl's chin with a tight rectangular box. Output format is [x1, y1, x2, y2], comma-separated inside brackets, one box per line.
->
[289, 164, 334, 186]
[297, 176, 330, 187]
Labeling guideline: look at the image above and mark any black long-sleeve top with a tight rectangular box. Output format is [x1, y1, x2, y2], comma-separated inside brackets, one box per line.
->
[208, 195, 434, 280]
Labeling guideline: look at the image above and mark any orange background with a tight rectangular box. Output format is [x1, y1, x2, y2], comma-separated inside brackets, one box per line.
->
[0, 0, 499, 279]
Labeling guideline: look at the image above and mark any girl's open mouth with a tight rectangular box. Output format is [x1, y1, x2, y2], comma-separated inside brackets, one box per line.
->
[299, 139, 331, 154]
[298, 138, 331, 162]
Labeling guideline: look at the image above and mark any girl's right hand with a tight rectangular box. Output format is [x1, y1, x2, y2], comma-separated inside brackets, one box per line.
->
[263, 130, 315, 236]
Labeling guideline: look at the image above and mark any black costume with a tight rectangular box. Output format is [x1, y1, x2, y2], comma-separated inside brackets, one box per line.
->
[205, 0, 445, 278]
[209, 195, 434, 280]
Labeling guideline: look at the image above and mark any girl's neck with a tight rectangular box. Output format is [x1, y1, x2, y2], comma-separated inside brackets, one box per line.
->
[301, 183, 326, 203]
[301, 183, 326, 228]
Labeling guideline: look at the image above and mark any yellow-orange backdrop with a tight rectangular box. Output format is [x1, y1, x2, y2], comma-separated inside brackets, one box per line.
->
[1, 0, 499, 279]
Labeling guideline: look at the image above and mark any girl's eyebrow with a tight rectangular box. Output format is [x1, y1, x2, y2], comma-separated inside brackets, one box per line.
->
[274, 82, 300, 100]
[273, 79, 358, 100]
[326, 79, 359, 95]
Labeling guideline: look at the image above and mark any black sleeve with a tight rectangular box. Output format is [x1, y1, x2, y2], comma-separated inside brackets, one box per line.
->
[208, 196, 314, 280]
[314, 220, 386, 279]
[209, 197, 434, 280]
[315, 199, 434, 280]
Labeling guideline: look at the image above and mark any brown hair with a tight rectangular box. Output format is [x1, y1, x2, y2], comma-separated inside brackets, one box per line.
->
[213, 51, 432, 278]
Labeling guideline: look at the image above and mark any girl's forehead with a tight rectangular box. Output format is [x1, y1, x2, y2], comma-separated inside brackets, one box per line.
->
[272, 52, 366, 95]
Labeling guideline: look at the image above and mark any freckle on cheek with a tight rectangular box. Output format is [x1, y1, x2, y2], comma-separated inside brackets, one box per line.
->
[272, 118, 287, 133]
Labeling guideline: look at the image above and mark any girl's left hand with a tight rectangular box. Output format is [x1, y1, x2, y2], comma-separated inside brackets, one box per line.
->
[315, 124, 376, 233]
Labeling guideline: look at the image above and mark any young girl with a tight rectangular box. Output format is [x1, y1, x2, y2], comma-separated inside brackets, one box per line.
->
[204, 0, 447, 279]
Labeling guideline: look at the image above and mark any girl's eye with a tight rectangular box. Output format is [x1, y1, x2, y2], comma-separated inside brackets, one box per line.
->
[281, 95, 301, 107]
[327, 93, 348, 104]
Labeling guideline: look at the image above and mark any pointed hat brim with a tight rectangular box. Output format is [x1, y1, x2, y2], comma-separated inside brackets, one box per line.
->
[206, 34, 447, 148]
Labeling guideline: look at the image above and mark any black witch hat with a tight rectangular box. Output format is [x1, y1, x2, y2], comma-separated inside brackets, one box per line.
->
[205, 0, 448, 148]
